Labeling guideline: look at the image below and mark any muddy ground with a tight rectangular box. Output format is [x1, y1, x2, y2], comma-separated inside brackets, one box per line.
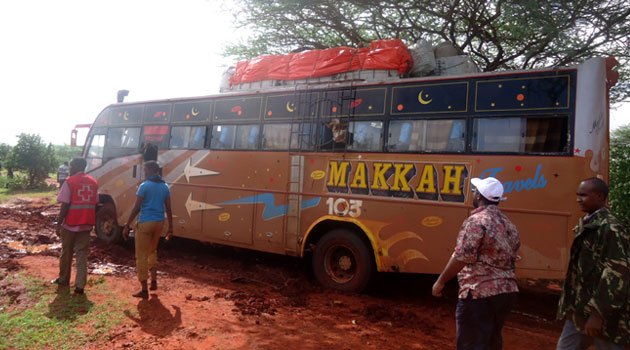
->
[0, 196, 564, 349]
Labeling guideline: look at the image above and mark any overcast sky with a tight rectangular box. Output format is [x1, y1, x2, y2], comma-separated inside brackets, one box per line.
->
[1, 0, 628, 147]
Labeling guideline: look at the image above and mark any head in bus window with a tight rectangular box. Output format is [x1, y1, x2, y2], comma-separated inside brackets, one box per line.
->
[577, 177, 608, 214]
[326, 118, 348, 143]
[470, 177, 503, 208]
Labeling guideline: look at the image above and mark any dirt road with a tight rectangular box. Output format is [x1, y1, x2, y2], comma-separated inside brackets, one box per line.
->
[0, 197, 563, 349]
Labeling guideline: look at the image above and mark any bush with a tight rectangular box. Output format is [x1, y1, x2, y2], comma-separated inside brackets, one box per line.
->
[6, 134, 56, 189]
[5, 175, 31, 191]
[610, 125, 630, 228]
[0, 175, 9, 189]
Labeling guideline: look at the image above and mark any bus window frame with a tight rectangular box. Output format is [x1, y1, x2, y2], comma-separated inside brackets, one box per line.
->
[470, 113, 571, 156]
[84, 133, 106, 172]
[261, 122, 316, 151]
[141, 125, 170, 150]
[169, 125, 208, 150]
[210, 123, 261, 151]
[386, 116, 468, 154]
[104, 126, 142, 159]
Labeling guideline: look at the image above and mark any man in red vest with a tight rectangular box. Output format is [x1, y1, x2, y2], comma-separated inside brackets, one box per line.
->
[52, 157, 99, 294]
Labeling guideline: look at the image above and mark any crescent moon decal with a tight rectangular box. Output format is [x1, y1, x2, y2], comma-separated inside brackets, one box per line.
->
[418, 90, 433, 105]
[191, 107, 199, 116]
[286, 102, 295, 113]
[123, 112, 129, 121]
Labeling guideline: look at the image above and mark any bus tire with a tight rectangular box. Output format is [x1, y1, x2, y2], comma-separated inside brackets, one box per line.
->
[312, 229, 374, 293]
[95, 203, 121, 243]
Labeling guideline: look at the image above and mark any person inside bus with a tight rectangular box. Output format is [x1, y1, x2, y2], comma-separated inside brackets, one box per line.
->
[556, 178, 630, 349]
[123, 160, 173, 299]
[432, 176, 520, 350]
[141, 142, 158, 162]
[321, 118, 351, 150]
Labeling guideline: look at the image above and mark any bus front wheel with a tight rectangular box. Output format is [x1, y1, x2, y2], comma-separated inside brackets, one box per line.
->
[312, 229, 374, 293]
[95, 203, 121, 243]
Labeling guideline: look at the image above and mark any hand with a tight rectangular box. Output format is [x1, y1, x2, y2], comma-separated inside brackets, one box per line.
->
[122, 225, 130, 241]
[55, 222, 62, 237]
[165, 227, 173, 241]
[432, 280, 445, 297]
[584, 310, 603, 336]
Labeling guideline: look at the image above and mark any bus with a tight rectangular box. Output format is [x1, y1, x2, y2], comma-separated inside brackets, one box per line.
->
[82, 57, 616, 292]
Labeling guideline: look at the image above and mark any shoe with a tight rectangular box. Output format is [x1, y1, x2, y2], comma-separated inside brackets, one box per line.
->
[132, 290, 149, 299]
[51, 278, 69, 286]
[74, 288, 84, 294]
[150, 280, 157, 291]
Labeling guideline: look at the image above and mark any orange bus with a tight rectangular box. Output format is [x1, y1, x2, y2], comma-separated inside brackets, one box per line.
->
[82, 57, 616, 292]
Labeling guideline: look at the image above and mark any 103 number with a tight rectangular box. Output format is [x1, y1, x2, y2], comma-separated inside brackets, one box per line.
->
[326, 198, 363, 218]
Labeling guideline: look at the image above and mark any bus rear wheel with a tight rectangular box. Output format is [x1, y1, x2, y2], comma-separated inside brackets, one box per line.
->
[312, 229, 374, 293]
[95, 203, 121, 243]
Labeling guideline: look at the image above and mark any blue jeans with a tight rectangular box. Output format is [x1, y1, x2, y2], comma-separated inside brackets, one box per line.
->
[456, 292, 517, 350]
[556, 320, 624, 350]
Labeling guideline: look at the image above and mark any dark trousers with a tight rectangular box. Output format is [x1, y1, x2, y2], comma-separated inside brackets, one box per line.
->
[456, 292, 518, 350]
[58, 228, 91, 289]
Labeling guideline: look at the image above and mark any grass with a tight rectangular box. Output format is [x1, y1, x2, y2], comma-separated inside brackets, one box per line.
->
[0, 272, 128, 350]
[0, 173, 58, 204]
[0, 187, 58, 204]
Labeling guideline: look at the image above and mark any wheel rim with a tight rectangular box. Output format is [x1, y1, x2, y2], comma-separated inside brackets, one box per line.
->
[99, 215, 116, 238]
[323, 245, 356, 284]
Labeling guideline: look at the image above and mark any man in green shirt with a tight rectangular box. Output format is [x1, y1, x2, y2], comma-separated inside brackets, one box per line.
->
[557, 177, 630, 349]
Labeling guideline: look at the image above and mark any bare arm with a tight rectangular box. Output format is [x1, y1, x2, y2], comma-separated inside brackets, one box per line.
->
[164, 196, 173, 239]
[432, 255, 467, 297]
[123, 195, 143, 240]
[56, 202, 70, 236]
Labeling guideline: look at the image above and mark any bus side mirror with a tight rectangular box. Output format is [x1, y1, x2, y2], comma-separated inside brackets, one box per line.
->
[117, 90, 129, 103]
[70, 129, 78, 147]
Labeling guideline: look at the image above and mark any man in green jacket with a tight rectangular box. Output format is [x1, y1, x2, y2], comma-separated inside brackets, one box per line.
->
[557, 177, 630, 349]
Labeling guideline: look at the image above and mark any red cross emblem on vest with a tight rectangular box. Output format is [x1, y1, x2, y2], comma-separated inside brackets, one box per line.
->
[78, 184, 95, 202]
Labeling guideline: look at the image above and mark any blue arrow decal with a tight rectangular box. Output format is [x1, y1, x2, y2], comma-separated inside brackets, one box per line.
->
[218, 193, 321, 220]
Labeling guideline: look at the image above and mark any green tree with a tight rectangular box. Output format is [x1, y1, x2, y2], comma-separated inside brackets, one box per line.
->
[53, 144, 82, 166]
[227, 0, 630, 103]
[8, 134, 57, 189]
[610, 124, 630, 227]
[0, 143, 11, 161]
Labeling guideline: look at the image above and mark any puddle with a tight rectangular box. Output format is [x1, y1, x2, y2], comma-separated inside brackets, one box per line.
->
[7, 241, 61, 254]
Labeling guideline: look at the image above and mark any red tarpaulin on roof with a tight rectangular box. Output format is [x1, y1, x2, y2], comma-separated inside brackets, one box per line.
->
[232, 39, 412, 85]
[289, 50, 321, 80]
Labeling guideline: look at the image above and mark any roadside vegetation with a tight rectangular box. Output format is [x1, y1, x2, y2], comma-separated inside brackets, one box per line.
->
[0, 272, 127, 350]
[610, 124, 630, 227]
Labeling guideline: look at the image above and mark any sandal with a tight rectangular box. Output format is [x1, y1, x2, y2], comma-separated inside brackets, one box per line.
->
[132, 290, 149, 299]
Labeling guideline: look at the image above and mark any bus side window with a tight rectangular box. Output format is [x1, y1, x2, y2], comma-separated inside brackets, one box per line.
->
[171, 126, 205, 149]
[263, 124, 291, 150]
[211, 125, 236, 150]
[235, 124, 259, 150]
[189, 126, 206, 149]
[170, 127, 188, 149]
[387, 119, 465, 153]
[107, 128, 140, 148]
[348, 121, 382, 152]
[472, 116, 567, 153]
[388, 121, 411, 151]
[85, 134, 105, 172]
[290, 123, 314, 150]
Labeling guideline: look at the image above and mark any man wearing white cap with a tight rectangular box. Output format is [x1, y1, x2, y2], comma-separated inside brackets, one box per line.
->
[432, 176, 521, 350]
